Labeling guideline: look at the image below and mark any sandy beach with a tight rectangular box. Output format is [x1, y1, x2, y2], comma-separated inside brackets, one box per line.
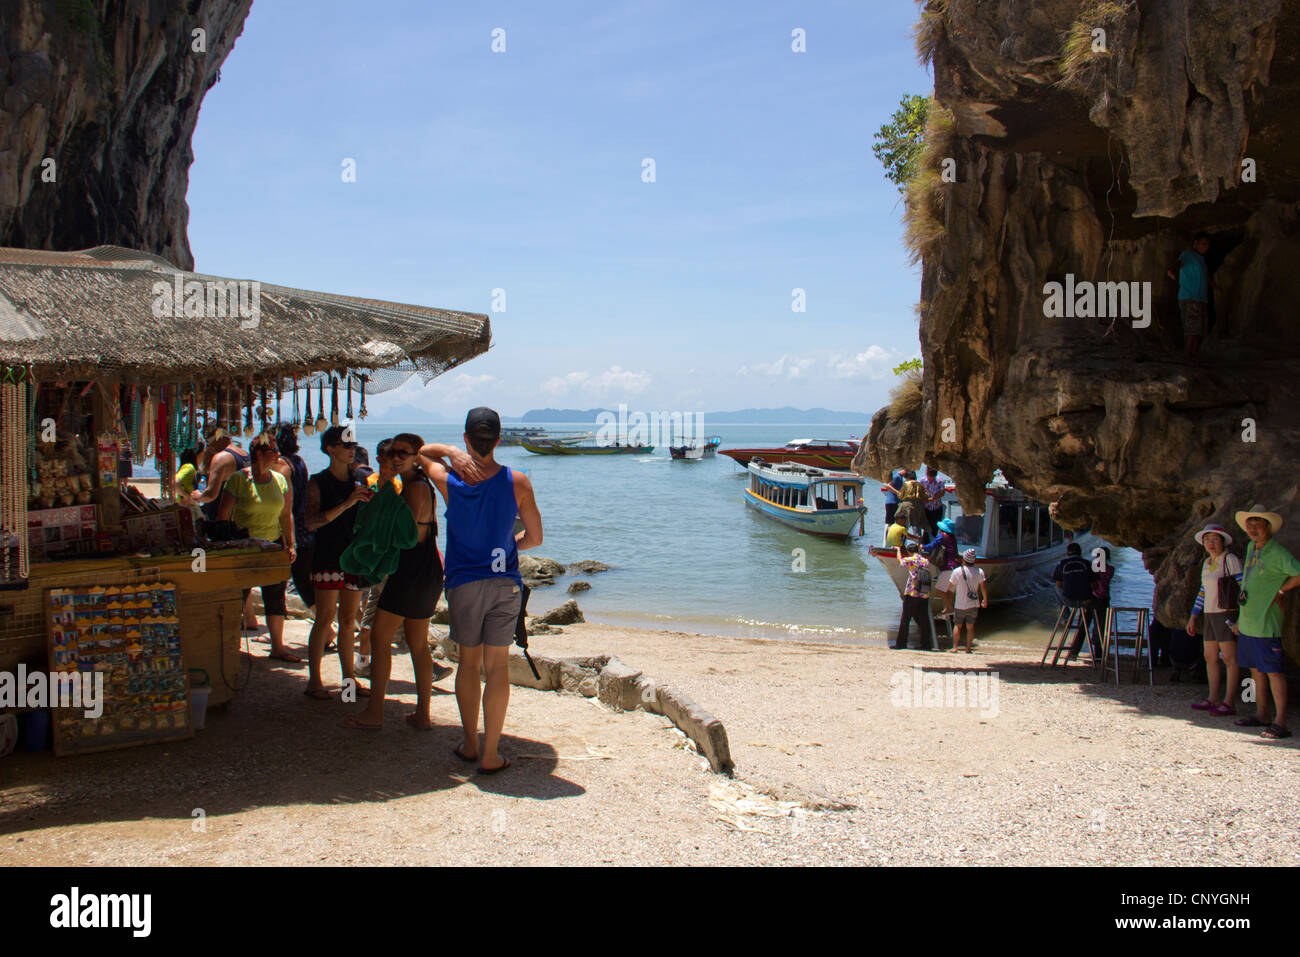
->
[2, 617, 1296, 866]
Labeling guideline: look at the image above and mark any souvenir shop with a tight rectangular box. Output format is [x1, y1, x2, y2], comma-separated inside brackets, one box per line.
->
[0, 245, 489, 755]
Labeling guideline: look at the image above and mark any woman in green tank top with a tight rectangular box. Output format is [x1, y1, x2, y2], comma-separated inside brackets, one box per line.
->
[218, 433, 300, 662]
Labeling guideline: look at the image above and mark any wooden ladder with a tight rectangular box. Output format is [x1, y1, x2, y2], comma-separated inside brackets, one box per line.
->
[1040, 604, 1102, 669]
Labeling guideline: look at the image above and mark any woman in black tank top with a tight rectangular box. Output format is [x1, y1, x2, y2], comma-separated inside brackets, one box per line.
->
[343, 435, 443, 731]
[305, 427, 372, 699]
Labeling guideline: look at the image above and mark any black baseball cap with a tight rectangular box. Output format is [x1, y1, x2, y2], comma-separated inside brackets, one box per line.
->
[465, 407, 501, 438]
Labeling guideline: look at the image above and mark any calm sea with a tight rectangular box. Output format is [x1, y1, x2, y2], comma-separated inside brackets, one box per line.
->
[285, 422, 1157, 649]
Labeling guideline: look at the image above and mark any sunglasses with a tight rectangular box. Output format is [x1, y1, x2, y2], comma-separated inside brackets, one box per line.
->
[332, 441, 357, 450]
[389, 448, 414, 459]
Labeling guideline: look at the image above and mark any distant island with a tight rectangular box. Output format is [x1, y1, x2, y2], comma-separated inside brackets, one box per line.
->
[520, 406, 865, 424]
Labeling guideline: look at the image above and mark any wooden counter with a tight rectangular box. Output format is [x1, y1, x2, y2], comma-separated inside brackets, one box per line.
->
[0, 547, 289, 707]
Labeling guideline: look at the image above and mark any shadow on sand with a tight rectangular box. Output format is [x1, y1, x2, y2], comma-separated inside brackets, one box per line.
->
[0, 652, 585, 836]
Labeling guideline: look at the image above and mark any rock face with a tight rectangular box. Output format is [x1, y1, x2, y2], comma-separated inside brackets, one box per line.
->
[0, 0, 252, 268]
[861, 1, 1300, 644]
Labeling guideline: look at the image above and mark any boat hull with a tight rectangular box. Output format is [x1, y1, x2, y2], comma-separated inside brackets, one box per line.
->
[722, 448, 856, 469]
[522, 440, 652, 455]
[743, 489, 863, 539]
[869, 533, 1104, 607]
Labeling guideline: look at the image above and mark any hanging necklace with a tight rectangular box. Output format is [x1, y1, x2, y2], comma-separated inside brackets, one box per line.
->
[303, 377, 314, 435]
[315, 378, 327, 433]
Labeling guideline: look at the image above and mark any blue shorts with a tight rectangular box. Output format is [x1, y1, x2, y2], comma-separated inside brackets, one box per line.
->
[1236, 634, 1285, 673]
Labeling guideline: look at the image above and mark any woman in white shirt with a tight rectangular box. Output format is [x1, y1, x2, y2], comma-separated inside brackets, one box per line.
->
[1186, 524, 1243, 716]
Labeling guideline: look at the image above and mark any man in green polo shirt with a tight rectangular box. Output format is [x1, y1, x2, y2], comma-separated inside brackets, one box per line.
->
[1230, 505, 1300, 740]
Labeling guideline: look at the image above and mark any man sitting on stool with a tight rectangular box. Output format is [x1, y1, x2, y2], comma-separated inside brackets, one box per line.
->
[1053, 542, 1098, 660]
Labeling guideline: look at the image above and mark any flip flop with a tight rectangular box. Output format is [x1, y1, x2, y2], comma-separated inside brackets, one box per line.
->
[269, 650, 304, 663]
[477, 757, 511, 775]
[451, 745, 477, 763]
[404, 713, 433, 731]
[302, 687, 331, 700]
[1190, 699, 1214, 711]
[339, 714, 382, 731]
[1261, 724, 1292, 740]
[1235, 716, 1266, 727]
[1209, 702, 1236, 717]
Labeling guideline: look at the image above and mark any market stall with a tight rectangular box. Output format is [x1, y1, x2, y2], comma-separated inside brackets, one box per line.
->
[0, 245, 490, 747]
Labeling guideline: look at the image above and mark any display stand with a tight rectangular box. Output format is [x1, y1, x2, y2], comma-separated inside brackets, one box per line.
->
[46, 580, 194, 755]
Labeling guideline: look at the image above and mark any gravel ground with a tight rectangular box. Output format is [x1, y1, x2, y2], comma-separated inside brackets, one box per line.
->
[2, 619, 1296, 866]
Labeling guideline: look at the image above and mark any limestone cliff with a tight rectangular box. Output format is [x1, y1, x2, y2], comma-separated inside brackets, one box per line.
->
[860, 0, 1300, 642]
[0, 0, 252, 269]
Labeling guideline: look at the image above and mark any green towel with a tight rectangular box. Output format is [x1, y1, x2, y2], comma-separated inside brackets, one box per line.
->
[339, 482, 417, 586]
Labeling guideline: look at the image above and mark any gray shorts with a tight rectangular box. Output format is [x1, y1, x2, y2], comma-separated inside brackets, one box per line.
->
[448, 578, 522, 648]
[954, 607, 979, 625]
[1202, 611, 1236, 645]
[1179, 299, 1206, 336]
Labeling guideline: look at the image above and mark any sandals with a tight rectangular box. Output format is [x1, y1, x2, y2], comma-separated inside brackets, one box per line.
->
[477, 757, 512, 775]
[1261, 724, 1292, 740]
[451, 745, 477, 763]
[1190, 698, 1214, 711]
[1208, 702, 1236, 717]
[1235, 716, 1267, 727]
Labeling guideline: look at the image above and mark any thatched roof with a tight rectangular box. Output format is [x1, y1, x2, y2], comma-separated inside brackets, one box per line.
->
[0, 246, 491, 387]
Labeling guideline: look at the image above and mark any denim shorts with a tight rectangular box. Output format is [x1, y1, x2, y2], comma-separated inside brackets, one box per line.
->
[1236, 633, 1285, 673]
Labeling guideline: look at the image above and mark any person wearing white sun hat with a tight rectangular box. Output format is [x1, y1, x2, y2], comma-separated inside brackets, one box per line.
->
[948, 548, 987, 654]
[1229, 506, 1300, 740]
[1186, 524, 1243, 717]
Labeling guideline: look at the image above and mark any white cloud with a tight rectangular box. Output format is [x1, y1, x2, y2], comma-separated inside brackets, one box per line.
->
[439, 372, 498, 403]
[736, 354, 816, 379]
[827, 346, 898, 381]
[542, 365, 651, 400]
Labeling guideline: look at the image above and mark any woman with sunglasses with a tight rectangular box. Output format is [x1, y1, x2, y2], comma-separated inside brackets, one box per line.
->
[302, 426, 373, 698]
[217, 432, 300, 662]
[343, 433, 447, 731]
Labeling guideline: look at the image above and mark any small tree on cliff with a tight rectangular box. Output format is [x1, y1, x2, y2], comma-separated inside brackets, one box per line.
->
[873, 94, 930, 194]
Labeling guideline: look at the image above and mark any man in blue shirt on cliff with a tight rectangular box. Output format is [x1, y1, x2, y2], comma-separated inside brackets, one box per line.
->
[1167, 231, 1211, 360]
[420, 409, 543, 774]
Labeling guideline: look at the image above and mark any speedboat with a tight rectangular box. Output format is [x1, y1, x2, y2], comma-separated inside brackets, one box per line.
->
[870, 475, 1101, 605]
[721, 438, 859, 469]
[743, 460, 866, 539]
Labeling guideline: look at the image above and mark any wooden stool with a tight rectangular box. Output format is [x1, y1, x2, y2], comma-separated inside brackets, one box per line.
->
[1099, 607, 1153, 686]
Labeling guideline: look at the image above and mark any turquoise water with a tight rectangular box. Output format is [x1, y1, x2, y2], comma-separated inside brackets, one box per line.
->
[283, 421, 1157, 646]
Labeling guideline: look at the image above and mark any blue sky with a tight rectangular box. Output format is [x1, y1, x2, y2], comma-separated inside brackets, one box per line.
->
[188, 0, 931, 420]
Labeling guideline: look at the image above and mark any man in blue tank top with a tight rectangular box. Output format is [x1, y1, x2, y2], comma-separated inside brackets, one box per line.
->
[420, 408, 543, 774]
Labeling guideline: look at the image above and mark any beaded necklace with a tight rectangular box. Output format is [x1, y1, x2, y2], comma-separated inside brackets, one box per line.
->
[1, 374, 30, 582]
